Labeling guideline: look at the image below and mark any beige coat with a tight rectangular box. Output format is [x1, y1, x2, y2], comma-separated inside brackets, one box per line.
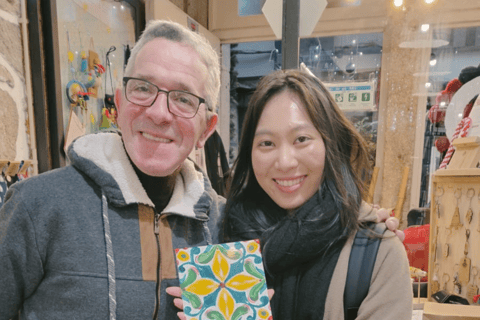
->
[324, 205, 413, 320]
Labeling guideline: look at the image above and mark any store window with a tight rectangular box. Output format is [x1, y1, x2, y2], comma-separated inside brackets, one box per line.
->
[299, 33, 383, 178]
[420, 26, 480, 207]
[238, 0, 266, 16]
[229, 33, 383, 176]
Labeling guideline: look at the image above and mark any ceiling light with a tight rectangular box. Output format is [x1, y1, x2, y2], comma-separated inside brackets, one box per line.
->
[393, 0, 403, 7]
[421, 24, 430, 32]
[430, 53, 437, 66]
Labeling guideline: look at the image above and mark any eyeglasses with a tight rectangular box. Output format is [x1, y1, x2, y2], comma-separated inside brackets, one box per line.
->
[123, 77, 206, 119]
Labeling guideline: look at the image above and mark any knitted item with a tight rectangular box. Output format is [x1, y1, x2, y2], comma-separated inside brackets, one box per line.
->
[428, 105, 445, 123]
[442, 78, 462, 95]
[439, 117, 472, 169]
[435, 136, 450, 153]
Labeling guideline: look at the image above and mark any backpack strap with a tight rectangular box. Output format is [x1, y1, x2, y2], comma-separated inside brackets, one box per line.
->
[344, 223, 387, 320]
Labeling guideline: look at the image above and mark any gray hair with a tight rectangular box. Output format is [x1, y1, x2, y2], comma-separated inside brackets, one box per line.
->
[124, 20, 220, 113]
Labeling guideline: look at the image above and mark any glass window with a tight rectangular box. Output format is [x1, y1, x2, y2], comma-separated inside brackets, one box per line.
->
[419, 26, 480, 207]
[238, 0, 266, 16]
[299, 33, 384, 180]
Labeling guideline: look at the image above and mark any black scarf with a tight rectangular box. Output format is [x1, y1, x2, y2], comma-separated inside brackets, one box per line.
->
[227, 188, 346, 319]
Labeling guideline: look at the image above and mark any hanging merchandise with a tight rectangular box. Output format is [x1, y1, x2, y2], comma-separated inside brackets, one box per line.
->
[65, 30, 91, 108]
[85, 37, 106, 98]
[124, 44, 131, 70]
[100, 46, 118, 129]
[104, 46, 117, 109]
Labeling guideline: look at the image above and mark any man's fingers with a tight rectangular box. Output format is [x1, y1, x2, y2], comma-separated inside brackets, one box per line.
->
[376, 208, 390, 222]
[385, 217, 399, 231]
[267, 289, 275, 300]
[173, 298, 184, 310]
[166, 286, 183, 298]
[177, 312, 187, 320]
[395, 229, 405, 242]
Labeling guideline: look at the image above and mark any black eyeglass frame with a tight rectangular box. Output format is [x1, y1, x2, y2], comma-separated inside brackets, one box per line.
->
[122, 77, 206, 119]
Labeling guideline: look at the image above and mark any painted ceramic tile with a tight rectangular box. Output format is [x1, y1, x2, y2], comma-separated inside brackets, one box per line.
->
[175, 239, 272, 320]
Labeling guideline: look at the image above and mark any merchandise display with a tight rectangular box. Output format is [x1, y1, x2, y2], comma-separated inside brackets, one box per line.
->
[428, 152, 480, 308]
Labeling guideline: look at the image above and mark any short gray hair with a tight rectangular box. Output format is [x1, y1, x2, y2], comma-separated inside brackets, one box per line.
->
[124, 20, 220, 112]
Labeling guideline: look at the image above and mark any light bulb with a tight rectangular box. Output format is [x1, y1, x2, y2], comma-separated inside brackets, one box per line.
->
[393, 0, 403, 7]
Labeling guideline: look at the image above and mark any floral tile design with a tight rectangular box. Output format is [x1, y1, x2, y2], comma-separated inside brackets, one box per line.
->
[175, 240, 272, 320]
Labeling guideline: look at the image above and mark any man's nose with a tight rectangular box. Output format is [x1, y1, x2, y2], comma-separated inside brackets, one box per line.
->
[274, 145, 298, 171]
[145, 91, 174, 123]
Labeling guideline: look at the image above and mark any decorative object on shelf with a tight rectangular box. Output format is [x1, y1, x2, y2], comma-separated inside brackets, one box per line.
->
[467, 267, 479, 304]
[453, 266, 462, 294]
[443, 227, 451, 259]
[431, 264, 440, 295]
[442, 273, 450, 291]
[435, 136, 450, 153]
[459, 229, 471, 285]
[466, 188, 475, 224]
[449, 188, 463, 230]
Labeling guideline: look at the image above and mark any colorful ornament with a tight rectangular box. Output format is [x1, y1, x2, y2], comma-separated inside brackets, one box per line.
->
[435, 136, 450, 153]
[428, 105, 446, 123]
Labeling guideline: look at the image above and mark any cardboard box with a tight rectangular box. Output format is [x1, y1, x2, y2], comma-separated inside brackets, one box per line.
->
[423, 301, 480, 320]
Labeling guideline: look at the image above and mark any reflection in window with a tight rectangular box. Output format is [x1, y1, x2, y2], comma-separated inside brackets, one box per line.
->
[420, 26, 480, 207]
[228, 33, 384, 176]
[238, 0, 266, 16]
[299, 33, 384, 181]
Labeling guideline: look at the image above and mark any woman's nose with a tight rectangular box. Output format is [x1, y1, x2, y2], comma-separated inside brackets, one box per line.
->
[274, 145, 298, 171]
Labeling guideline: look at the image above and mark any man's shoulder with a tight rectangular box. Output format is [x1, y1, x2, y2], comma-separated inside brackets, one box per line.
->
[8, 165, 88, 201]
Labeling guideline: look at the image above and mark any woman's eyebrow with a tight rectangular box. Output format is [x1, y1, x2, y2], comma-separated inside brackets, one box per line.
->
[254, 123, 313, 137]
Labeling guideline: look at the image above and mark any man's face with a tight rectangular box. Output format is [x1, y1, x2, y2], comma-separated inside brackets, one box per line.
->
[116, 38, 217, 177]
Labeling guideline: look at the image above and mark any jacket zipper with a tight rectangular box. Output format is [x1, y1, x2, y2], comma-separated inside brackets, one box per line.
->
[152, 211, 161, 319]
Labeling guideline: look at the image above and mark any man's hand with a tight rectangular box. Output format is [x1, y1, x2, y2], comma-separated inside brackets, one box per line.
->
[374, 205, 405, 242]
[166, 286, 275, 319]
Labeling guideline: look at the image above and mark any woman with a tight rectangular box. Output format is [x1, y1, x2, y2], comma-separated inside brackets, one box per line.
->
[223, 69, 412, 319]
[168, 69, 412, 319]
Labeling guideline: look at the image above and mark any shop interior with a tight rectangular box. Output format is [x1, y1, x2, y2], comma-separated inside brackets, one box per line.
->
[1, 0, 480, 319]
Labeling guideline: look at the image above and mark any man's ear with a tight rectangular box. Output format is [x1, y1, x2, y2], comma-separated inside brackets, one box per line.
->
[114, 88, 123, 112]
[196, 113, 218, 149]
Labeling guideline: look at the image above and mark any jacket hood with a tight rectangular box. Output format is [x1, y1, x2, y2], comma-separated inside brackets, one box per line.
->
[68, 131, 211, 220]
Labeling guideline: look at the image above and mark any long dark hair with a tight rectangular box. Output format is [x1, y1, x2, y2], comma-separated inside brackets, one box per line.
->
[225, 69, 369, 241]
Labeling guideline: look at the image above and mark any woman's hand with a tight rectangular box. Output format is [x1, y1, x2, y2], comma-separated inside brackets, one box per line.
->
[166, 287, 275, 320]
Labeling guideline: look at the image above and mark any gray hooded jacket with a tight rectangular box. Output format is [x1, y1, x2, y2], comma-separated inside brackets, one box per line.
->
[0, 132, 225, 319]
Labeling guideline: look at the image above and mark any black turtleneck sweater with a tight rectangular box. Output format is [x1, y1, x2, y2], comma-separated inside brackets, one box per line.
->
[132, 163, 178, 213]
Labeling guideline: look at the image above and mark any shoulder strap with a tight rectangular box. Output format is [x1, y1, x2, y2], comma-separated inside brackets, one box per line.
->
[344, 223, 387, 320]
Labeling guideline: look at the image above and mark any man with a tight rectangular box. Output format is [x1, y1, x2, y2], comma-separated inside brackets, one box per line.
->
[0, 19, 403, 320]
[0, 20, 223, 319]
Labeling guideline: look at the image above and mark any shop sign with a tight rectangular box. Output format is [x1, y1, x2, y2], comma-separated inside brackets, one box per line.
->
[324, 81, 376, 111]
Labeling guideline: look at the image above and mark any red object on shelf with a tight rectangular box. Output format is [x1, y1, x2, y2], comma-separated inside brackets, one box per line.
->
[403, 224, 430, 282]
[435, 136, 450, 153]
[428, 105, 446, 123]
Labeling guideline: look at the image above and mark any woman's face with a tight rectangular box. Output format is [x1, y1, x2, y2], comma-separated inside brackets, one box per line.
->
[251, 90, 326, 211]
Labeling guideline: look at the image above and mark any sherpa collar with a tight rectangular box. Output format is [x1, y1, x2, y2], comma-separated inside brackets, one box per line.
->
[69, 132, 208, 220]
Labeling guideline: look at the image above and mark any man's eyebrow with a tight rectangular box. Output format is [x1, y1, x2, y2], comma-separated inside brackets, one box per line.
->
[135, 75, 192, 92]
